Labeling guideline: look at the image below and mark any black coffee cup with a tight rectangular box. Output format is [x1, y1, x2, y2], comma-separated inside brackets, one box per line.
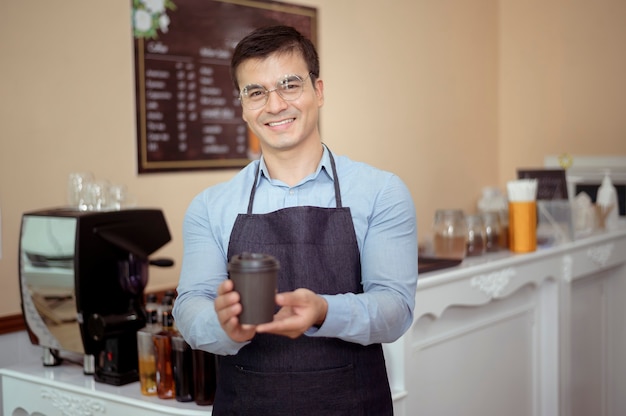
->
[228, 253, 280, 325]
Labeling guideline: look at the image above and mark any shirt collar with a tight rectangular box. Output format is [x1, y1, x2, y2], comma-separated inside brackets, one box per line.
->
[257, 144, 334, 185]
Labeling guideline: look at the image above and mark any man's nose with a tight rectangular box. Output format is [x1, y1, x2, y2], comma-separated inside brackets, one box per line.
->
[265, 89, 288, 111]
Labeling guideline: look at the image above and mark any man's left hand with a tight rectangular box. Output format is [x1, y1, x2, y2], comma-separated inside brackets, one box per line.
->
[255, 288, 328, 338]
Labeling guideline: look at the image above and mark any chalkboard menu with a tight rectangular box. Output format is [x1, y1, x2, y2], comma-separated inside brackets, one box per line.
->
[132, 0, 317, 173]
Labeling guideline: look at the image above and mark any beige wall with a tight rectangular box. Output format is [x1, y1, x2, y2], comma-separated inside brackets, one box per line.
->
[498, 0, 626, 179]
[1, 0, 625, 318]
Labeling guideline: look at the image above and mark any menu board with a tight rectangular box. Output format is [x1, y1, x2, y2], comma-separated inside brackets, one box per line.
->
[132, 0, 317, 173]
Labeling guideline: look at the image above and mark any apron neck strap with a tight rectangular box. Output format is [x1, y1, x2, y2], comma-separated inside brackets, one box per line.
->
[247, 144, 342, 214]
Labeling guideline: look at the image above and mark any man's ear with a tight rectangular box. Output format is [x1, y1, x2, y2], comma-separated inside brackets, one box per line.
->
[315, 78, 324, 106]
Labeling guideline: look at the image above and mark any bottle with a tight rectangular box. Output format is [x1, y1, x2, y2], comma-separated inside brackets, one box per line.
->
[164, 289, 177, 298]
[154, 296, 176, 399]
[433, 209, 467, 259]
[172, 335, 194, 402]
[145, 293, 159, 323]
[136, 294, 161, 396]
[193, 349, 218, 406]
[597, 170, 619, 230]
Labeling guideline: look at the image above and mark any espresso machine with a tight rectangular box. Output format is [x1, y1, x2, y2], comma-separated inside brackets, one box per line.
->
[19, 208, 172, 385]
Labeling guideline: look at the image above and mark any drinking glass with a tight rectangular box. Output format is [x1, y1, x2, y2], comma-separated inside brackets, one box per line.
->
[67, 172, 94, 211]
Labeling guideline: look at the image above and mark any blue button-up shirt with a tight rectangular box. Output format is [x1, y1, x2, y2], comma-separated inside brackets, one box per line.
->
[173, 146, 418, 355]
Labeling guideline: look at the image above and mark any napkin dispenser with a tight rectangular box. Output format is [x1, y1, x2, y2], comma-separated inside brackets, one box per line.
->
[18, 208, 172, 385]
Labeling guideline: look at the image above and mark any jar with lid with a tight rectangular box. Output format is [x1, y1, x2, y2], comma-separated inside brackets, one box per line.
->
[433, 209, 467, 259]
[465, 214, 486, 257]
[477, 187, 508, 213]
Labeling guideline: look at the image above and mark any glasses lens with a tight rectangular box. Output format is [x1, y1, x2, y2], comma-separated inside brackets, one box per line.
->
[275, 75, 305, 101]
[240, 74, 309, 110]
[241, 85, 267, 110]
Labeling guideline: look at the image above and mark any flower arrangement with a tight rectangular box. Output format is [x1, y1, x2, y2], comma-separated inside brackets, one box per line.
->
[132, 0, 177, 39]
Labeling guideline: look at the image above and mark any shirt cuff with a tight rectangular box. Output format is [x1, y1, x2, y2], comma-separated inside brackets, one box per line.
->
[203, 310, 250, 355]
[305, 294, 350, 337]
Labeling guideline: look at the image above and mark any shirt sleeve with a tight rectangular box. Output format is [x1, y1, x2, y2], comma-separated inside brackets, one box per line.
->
[308, 174, 418, 345]
[172, 193, 249, 355]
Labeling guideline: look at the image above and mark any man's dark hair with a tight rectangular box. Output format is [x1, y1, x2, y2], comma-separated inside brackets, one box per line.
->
[230, 25, 319, 91]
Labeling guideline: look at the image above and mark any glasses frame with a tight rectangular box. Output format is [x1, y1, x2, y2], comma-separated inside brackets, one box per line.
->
[239, 73, 312, 110]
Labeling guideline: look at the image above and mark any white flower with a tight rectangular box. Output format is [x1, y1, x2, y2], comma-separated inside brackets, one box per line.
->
[142, 0, 166, 14]
[134, 9, 153, 32]
[159, 13, 170, 33]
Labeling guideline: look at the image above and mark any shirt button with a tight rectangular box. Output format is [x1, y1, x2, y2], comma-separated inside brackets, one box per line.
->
[289, 190, 294, 195]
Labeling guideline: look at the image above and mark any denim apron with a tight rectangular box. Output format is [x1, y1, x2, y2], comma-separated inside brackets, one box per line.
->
[212, 149, 393, 415]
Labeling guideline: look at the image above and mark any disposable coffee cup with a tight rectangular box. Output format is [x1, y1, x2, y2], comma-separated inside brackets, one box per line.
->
[228, 253, 279, 325]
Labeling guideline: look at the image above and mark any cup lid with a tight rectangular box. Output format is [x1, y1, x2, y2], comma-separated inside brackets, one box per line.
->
[228, 252, 280, 272]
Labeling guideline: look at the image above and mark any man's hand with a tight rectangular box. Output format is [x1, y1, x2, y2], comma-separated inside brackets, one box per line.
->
[256, 288, 328, 339]
[214, 279, 256, 342]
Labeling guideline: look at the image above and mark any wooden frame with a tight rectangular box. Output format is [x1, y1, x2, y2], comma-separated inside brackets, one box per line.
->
[132, 0, 318, 173]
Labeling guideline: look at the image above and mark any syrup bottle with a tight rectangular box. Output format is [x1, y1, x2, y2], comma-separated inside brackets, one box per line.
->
[136, 294, 161, 395]
[154, 296, 176, 399]
[172, 335, 194, 402]
[193, 349, 218, 406]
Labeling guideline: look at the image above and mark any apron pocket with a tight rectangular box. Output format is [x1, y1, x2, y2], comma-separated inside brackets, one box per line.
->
[229, 364, 360, 415]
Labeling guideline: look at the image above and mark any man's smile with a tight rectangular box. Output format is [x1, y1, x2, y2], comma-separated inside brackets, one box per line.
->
[267, 118, 295, 127]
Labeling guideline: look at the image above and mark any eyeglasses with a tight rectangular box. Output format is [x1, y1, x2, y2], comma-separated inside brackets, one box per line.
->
[239, 73, 312, 110]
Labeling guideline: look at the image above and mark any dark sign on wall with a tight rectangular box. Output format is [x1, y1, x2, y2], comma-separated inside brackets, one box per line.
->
[132, 0, 317, 173]
[517, 168, 569, 200]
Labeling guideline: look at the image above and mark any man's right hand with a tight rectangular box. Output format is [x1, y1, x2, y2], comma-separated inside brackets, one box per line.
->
[214, 279, 257, 342]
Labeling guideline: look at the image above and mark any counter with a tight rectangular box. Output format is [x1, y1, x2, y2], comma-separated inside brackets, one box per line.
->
[0, 360, 211, 415]
[387, 224, 626, 416]
[2, 226, 625, 415]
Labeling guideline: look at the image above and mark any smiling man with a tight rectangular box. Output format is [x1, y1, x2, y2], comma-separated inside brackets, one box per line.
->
[173, 25, 418, 415]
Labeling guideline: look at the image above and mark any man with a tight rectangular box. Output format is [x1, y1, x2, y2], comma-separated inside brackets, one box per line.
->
[173, 25, 418, 415]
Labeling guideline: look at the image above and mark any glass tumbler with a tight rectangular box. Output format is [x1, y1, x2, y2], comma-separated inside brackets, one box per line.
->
[67, 172, 94, 210]
[433, 209, 467, 259]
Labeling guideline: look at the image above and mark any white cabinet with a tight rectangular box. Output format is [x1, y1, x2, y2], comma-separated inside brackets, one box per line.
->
[0, 364, 211, 416]
[387, 225, 626, 416]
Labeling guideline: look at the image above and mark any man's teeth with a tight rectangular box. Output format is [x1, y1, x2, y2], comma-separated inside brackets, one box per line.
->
[268, 118, 295, 127]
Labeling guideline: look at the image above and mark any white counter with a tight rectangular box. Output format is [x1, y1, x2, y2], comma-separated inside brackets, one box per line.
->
[387, 225, 626, 416]
[0, 360, 211, 415]
[3, 226, 626, 415]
